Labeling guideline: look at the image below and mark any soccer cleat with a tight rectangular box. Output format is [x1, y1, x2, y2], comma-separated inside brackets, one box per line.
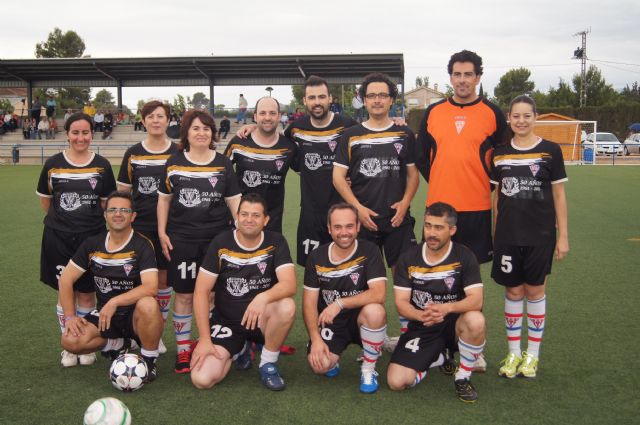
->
[259, 362, 286, 391]
[382, 336, 399, 353]
[174, 350, 191, 374]
[454, 378, 478, 403]
[325, 363, 340, 378]
[359, 369, 379, 394]
[78, 352, 97, 366]
[235, 341, 253, 371]
[498, 353, 522, 379]
[440, 352, 457, 376]
[158, 339, 167, 355]
[61, 350, 78, 367]
[355, 350, 364, 363]
[472, 353, 487, 373]
[517, 352, 539, 378]
[128, 338, 140, 351]
[142, 355, 158, 383]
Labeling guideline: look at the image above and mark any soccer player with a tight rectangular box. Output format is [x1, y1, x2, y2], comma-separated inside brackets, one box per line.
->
[59, 191, 163, 381]
[415, 50, 507, 264]
[224, 97, 297, 233]
[490, 95, 569, 379]
[303, 203, 388, 393]
[333, 72, 419, 272]
[36, 112, 117, 367]
[190, 194, 296, 391]
[117, 101, 178, 354]
[387, 202, 486, 403]
[157, 109, 241, 374]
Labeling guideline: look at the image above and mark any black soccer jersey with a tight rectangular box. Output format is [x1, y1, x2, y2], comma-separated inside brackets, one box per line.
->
[490, 139, 568, 246]
[158, 151, 241, 241]
[394, 242, 482, 329]
[224, 135, 296, 223]
[304, 239, 386, 322]
[117, 141, 178, 232]
[334, 123, 416, 219]
[200, 230, 294, 324]
[70, 230, 158, 314]
[285, 114, 357, 211]
[36, 152, 116, 232]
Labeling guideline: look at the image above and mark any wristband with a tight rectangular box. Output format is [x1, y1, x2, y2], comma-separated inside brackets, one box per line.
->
[335, 298, 345, 310]
[64, 315, 75, 322]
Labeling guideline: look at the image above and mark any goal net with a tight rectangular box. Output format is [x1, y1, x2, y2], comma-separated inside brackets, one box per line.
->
[532, 120, 597, 165]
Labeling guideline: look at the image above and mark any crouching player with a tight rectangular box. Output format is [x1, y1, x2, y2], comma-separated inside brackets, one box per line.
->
[303, 203, 388, 394]
[59, 191, 163, 381]
[387, 202, 486, 403]
[190, 194, 296, 391]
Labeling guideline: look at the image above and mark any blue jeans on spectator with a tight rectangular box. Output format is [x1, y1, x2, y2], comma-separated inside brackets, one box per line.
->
[236, 109, 247, 124]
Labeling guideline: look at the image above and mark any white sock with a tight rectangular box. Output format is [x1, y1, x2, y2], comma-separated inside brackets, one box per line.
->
[455, 338, 485, 381]
[360, 325, 386, 373]
[56, 304, 65, 333]
[156, 288, 172, 322]
[141, 347, 159, 359]
[505, 297, 524, 356]
[102, 338, 124, 352]
[526, 296, 546, 358]
[172, 312, 192, 353]
[259, 347, 280, 368]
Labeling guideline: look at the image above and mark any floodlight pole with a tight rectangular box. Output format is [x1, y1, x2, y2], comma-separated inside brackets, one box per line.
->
[573, 29, 590, 107]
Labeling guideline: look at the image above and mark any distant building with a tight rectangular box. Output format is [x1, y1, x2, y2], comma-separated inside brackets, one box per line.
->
[404, 85, 446, 110]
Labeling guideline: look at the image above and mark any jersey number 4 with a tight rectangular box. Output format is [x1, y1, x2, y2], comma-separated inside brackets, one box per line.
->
[405, 337, 420, 353]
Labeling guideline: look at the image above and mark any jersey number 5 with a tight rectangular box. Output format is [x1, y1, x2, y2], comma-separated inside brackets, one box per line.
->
[501, 255, 513, 273]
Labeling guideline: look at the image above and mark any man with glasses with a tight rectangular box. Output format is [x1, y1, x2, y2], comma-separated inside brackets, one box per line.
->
[58, 191, 163, 382]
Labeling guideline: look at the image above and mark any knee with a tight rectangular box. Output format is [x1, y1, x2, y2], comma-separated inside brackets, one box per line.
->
[359, 304, 386, 327]
[135, 296, 161, 318]
[174, 293, 193, 308]
[459, 311, 485, 336]
[61, 334, 80, 353]
[276, 298, 296, 323]
[190, 370, 218, 390]
[386, 370, 411, 391]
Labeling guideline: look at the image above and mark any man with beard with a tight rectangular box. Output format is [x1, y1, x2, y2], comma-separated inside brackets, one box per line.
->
[303, 203, 388, 394]
[387, 202, 486, 403]
[224, 97, 297, 233]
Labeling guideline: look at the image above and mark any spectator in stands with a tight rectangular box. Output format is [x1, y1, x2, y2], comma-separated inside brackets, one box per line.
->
[22, 117, 31, 139]
[102, 110, 114, 140]
[218, 115, 231, 139]
[47, 117, 57, 139]
[63, 109, 73, 127]
[94, 110, 105, 132]
[31, 97, 42, 126]
[134, 111, 144, 131]
[280, 112, 289, 129]
[117, 111, 125, 125]
[46, 95, 56, 118]
[3, 112, 12, 132]
[83, 102, 96, 119]
[16, 99, 28, 127]
[236, 93, 248, 124]
[329, 98, 342, 114]
[38, 117, 49, 139]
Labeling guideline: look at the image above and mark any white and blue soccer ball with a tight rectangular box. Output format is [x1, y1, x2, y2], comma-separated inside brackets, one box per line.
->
[83, 397, 131, 425]
[109, 353, 148, 392]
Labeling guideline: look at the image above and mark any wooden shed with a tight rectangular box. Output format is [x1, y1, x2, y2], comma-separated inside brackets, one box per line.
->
[535, 113, 586, 162]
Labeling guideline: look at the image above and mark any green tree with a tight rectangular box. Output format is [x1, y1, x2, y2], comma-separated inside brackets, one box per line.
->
[35, 28, 86, 58]
[493, 68, 535, 108]
[0, 99, 13, 114]
[136, 100, 146, 113]
[171, 94, 187, 116]
[530, 90, 550, 108]
[572, 65, 619, 106]
[444, 84, 454, 97]
[620, 81, 640, 103]
[547, 79, 577, 107]
[93, 89, 115, 109]
[189, 92, 209, 110]
[291, 84, 357, 111]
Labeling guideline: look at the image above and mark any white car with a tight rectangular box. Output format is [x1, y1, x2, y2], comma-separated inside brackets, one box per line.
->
[623, 134, 640, 155]
[583, 132, 624, 156]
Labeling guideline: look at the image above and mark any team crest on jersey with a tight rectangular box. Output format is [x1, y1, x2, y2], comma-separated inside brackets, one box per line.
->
[60, 192, 82, 211]
[349, 273, 360, 285]
[178, 188, 201, 207]
[88, 178, 98, 190]
[454, 116, 466, 134]
[138, 176, 158, 194]
[275, 160, 284, 171]
[94, 276, 113, 293]
[304, 153, 323, 170]
[328, 141, 337, 152]
[322, 289, 340, 305]
[444, 276, 455, 290]
[243, 170, 262, 187]
[529, 164, 540, 177]
[226, 277, 249, 297]
[501, 177, 520, 197]
[123, 264, 133, 276]
[258, 262, 267, 275]
[359, 158, 382, 177]
[208, 176, 218, 188]
[394, 143, 403, 154]
[412, 290, 432, 309]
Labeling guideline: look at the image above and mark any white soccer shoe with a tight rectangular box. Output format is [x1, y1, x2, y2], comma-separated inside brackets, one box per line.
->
[79, 352, 97, 366]
[472, 353, 487, 373]
[382, 336, 399, 353]
[158, 338, 167, 355]
[61, 350, 78, 367]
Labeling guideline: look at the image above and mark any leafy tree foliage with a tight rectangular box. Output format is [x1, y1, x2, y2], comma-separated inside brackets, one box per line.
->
[494, 68, 535, 108]
[35, 28, 85, 58]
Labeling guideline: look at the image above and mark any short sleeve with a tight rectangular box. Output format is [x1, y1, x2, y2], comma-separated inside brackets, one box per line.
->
[36, 162, 52, 197]
[137, 237, 158, 273]
[303, 251, 320, 290]
[273, 234, 294, 269]
[223, 138, 236, 161]
[364, 243, 387, 283]
[158, 160, 172, 195]
[100, 162, 117, 198]
[392, 252, 412, 289]
[117, 149, 133, 186]
[333, 131, 350, 168]
[70, 238, 92, 272]
[489, 150, 499, 185]
[404, 127, 416, 165]
[223, 158, 241, 198]
[460, 247, 482, 289]
[200, 237, 221, 275]
[550, 143, 568, 183]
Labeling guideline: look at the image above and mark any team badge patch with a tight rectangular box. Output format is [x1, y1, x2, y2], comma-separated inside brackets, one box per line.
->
[328, 140, 337, 152]
[173, 321, 185, 332]
[530, 318, 545, 330]
[411, 290, 432, 309]
[529, 164, 540, 177]
[138, 176, 158, 194]
[227, 278, 249, 297]
[359, 158, 382, 177]
[501, 177, 520, 197]
[304, 153, 322, 170]
[275, 160, 284, 171]
[243, 170, 262, 187]
[178, 188, 201, 207]
[394, 142, 403, 154]
[505, 316, 520, 328]
[123, 264, 133, 276]
[60, 192, 82, 211]
[349, 273, 360, 285]
[258, 262, 267, 275]
[208, 176, 218, 188]
[444, 276, 455, 290]
[322, 289, 340, 305]
[455, 120, 465, 134]
[88, 178, 98, 189]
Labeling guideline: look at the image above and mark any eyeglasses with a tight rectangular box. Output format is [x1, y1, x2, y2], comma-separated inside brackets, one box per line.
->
[365, 93, 391, 100]
[105, 208, 133, 214]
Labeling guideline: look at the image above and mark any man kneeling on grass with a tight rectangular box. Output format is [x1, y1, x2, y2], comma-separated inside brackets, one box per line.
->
[190, 193, 296, 391]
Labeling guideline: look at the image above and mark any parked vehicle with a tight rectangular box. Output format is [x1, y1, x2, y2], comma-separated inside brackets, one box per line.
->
[583, 132, 624, 156]
[623, 133, 640, 155]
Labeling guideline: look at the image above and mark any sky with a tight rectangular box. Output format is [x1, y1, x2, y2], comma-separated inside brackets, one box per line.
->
[2, 0, 639, 110]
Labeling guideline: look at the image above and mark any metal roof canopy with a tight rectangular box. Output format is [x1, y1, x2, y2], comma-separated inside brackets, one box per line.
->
[0, 54, 404, 88]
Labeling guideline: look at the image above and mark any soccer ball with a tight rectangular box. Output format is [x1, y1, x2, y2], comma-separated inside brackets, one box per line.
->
[83, 397, 131, 425]
[109, 353, 148, 392]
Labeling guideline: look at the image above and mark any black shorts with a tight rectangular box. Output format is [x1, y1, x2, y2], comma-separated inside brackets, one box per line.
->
[491, 243, 555, 287]
[449, 210, 493, 264]
[266, 207, 284, 234]
[359, 214, 416, 267]
[85, 309, 139, 342]
[296, 209, 332, 266]
[167, 236, 211, 294]
[390, 317, 458, 372]
[40, 226, 99, 293]
[208, 310, 265, 358]
[307, 310, 362, 356]
[135, 229, 169, 270]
